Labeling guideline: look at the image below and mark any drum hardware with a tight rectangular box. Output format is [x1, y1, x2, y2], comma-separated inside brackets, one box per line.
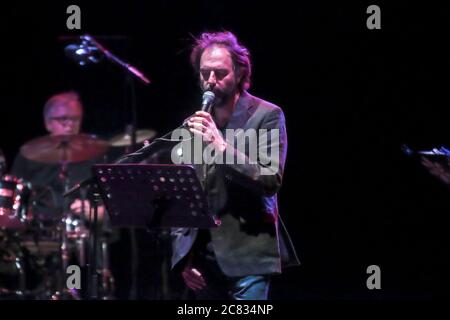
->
[1, 134, 115, 299]
[109, 127, 157, 147]
[0, 175, 33, 230]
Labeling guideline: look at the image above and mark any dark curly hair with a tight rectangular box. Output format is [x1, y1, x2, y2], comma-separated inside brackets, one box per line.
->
[190, 31, 252, 93]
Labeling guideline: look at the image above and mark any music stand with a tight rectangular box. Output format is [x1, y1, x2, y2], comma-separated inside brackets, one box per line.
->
[91, 164, 220, 229]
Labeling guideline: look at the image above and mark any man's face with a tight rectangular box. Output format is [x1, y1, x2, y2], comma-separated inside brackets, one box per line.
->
[44, 101, 83, 136]
[199, 45, 240, 106]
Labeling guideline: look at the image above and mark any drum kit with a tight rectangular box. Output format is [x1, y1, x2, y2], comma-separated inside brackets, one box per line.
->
[0, 129, 156, 300]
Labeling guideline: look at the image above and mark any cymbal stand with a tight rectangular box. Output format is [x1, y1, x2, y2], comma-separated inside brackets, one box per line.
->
[52, 139, 80, 300]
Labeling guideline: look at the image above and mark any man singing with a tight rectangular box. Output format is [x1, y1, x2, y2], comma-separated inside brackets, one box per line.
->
[171, 31, 299, 300]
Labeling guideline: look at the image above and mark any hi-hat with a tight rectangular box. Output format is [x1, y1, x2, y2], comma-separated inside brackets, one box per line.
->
[109, 129, 157, 147]
[21, 134, 109, 164]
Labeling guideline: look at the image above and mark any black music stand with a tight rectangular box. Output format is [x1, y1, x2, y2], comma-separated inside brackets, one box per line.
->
[91, 164, 219, 229]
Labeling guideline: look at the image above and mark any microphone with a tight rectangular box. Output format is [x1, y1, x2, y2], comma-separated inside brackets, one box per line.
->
[64, 43, 100, 66]
[181, 89, 216, 128]
[201, 90, 215, 112]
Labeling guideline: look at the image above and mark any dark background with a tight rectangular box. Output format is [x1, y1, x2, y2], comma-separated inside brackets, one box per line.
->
[1, 1, 449, 299]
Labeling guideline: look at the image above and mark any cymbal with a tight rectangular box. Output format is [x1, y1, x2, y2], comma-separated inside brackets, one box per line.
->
[21, 134, 109, 164]
[109, 129, 157, 147]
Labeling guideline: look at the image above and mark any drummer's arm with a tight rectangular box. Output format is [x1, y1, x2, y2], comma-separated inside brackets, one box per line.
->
[70, 199, 106, 222]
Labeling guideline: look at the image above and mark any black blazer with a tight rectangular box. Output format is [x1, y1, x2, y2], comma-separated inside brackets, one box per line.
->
[171, 91, 300, 277]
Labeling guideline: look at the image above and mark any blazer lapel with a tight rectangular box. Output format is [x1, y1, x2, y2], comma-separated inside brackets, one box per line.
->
[225, 91, 256, 131]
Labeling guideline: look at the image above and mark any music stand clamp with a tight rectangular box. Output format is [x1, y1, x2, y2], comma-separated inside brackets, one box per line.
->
[92, 164, 220, 229]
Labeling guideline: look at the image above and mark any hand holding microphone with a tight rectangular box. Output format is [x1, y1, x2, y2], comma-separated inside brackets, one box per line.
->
[186, 91, 227, 151]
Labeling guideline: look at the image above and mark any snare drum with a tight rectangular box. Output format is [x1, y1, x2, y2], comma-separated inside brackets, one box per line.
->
[0, 175, 33, 230]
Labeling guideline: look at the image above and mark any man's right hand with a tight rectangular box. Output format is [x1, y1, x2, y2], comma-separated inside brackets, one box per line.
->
[181, 266, 207, 291]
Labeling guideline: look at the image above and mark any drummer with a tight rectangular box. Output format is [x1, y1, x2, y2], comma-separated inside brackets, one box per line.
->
[11, 91, 106, 223]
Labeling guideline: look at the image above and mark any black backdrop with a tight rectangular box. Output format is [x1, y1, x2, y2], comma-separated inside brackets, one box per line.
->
[2, 1, 449, 299]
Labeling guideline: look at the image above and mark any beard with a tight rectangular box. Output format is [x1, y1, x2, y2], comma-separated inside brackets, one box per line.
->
[201, 82, 237, 109]
[212, 90, 234, 108]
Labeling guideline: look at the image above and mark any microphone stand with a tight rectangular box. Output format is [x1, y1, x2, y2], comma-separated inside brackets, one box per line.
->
[86, 34, 148, 300]
[74, 34, 150, 153]
[81, 35, 150, 85]
[125, 73, 139, 299]
[64, 34, 150, 300]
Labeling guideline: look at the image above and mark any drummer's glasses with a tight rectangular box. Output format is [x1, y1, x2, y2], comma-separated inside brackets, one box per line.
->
[49, 116, 82, 124]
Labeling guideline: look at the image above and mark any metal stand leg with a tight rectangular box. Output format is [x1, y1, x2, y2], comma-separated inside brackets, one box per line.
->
[100, 239, 115, 299]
